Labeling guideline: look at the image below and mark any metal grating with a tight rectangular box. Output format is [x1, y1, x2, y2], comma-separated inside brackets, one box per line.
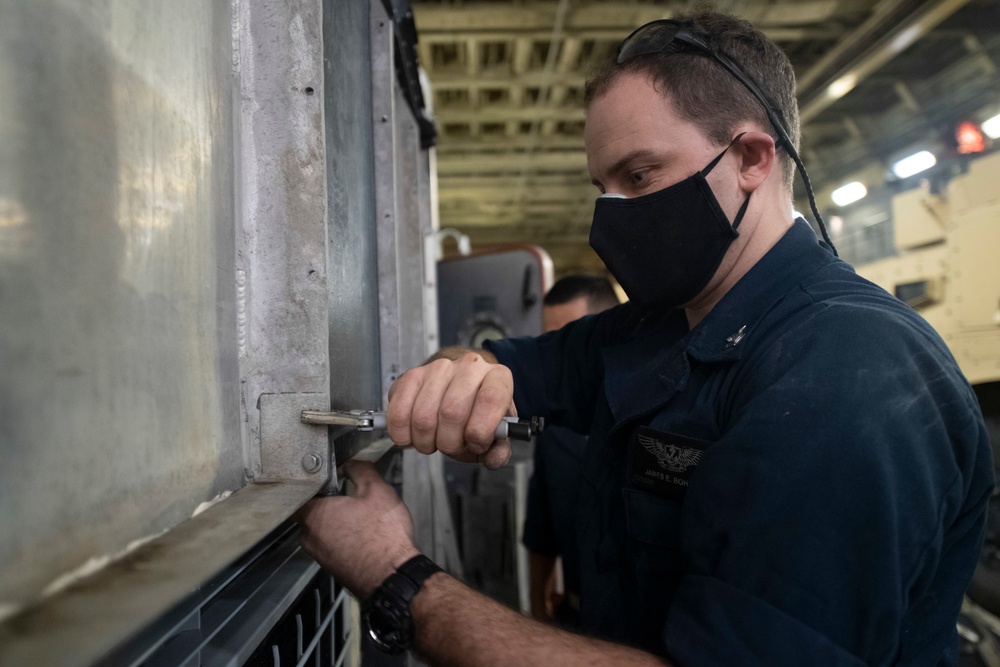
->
[98, 523, 356, 667]
[242, 573, 353, 667]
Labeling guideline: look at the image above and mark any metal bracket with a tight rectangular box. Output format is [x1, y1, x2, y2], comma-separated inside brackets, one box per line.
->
[259, 393, 331, 486]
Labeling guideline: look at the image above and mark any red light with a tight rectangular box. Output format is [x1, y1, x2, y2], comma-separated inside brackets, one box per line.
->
[956, 121, 985, 154]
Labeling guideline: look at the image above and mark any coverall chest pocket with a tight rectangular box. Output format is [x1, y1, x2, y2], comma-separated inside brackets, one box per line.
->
[622, 488, 685, 648]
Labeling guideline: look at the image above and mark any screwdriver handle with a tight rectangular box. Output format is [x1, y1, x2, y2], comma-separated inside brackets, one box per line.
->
[494, 416, 545, 441]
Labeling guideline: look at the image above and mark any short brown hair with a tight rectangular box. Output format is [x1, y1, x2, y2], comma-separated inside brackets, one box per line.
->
[544, 275, 620, 313]
[585, 12, 800, 192]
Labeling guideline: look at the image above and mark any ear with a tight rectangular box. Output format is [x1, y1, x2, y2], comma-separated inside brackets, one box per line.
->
[735, 131, 776, 194]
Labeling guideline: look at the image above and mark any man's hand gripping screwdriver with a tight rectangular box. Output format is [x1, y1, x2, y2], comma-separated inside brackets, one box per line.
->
[300, 409, 545, 490]
[301, 409, 544, 441]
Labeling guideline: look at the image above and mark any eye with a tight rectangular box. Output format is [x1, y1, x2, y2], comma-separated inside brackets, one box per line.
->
[628, 170, 648, 186]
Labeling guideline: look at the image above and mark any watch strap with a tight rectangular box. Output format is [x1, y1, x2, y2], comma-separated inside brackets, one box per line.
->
[363, 554, 443, 653]
[395, 554, 444, 590]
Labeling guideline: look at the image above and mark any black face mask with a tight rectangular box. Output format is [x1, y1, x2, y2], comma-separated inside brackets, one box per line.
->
[589, 137, 750, 310]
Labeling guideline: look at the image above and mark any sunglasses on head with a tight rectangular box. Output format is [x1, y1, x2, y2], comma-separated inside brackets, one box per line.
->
[617, 20, 790, 150]
[615, 19, 835, 252]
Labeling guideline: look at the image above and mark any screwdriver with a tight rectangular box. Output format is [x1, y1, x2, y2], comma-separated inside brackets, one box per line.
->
[300, 409, 544, 441]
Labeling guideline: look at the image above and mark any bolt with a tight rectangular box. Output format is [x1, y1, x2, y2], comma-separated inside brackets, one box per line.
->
[302, 452, 323, 473]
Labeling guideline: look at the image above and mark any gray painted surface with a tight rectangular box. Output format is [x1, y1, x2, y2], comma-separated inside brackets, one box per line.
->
[0, 0, 244, 607]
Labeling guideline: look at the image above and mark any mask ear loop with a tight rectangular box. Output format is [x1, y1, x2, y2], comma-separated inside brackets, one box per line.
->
[699, 132, 752, 231]
[730, 191, 752, 231]
[699, 132, 747, 177]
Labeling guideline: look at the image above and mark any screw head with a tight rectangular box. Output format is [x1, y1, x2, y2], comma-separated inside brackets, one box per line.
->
[302, 452, 323, 473]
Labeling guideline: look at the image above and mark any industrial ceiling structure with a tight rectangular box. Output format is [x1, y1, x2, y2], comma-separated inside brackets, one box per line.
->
[411, 0, 1000, 276]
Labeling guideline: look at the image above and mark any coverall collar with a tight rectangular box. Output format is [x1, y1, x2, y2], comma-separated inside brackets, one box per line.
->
[603, 218, 838, 428]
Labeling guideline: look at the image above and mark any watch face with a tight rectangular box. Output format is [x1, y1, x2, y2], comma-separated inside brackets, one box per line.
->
[365, 601, 406, 653]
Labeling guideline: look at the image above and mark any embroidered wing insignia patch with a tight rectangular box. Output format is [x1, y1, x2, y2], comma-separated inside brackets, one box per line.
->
[638, 432, 702, 473]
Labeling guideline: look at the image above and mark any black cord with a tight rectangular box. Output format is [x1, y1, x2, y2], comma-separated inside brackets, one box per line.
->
[789, 146, 837, 256]
[765, 109, 838, 256]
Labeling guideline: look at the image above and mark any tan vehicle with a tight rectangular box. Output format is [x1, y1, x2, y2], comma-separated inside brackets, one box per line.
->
[857, 150, 1000, 393]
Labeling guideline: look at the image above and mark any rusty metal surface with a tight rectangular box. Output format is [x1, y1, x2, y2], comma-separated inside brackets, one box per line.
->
[0, 0, 244, 609]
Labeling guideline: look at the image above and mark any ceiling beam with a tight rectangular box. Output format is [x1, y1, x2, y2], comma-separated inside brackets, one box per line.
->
[430, 70, 587, 91]
[419, 26, 839, 44]
[438, 173, 594, 188]
[441, 200, 592, 215]
[436, 107, 586, 123]
[799, 0, 973, 123]
[797, 0, 913, 93]
[512, 37, 532, 74]
[435, 151, 588, 175]
[414, 2, 845, 36]
[440, 184, 593, 201]
[437, 140, 585, 154]
[414, 3, 671, 32]
[558, 37, 583, 74]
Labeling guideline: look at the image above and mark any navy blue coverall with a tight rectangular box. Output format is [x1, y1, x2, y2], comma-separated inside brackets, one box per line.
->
[486, 219, 993, 665]
[523, 423, 587, 623]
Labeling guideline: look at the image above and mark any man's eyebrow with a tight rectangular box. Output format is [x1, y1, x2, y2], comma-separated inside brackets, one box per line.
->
[590, 149, 664, 188]
[606, 149, 661, 179]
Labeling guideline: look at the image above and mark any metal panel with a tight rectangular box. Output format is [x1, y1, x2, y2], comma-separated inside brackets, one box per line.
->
[892, 188, 947, 251]
[324, 0, 386, 475]
[437, 248, 549, 348]
[259, 393, 330, 483]
[394, 83, 430, 372]
[371, 0, 463, 589]
[2, 0, 437, 663]
[236, 0, 332, 482]
[949, 204, 1000, 333]
[324, 0, 383, 416]
[0, 0, 244, 610]
[371, 0, 403, 405]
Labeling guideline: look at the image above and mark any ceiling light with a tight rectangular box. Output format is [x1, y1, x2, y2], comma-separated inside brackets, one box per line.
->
[831, 181, 867, 207]
[826, 75, 856, 100]
[892, 151, 936, 179]
[983, 113, 1000, 140]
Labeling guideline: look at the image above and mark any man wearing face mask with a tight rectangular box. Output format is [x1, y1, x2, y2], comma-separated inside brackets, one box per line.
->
[298, 11, 993, 666]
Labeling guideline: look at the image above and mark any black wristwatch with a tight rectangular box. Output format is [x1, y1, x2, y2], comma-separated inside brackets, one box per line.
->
[362, 554, 444, 653]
